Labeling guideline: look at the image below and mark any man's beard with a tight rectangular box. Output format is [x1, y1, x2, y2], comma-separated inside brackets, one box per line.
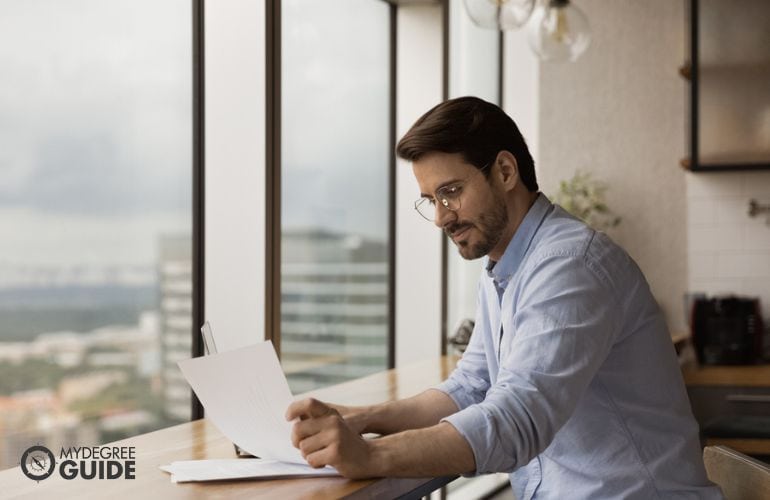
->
[445, 199, 508, 260]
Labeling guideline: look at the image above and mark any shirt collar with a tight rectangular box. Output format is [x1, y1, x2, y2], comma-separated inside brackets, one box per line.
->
[486, 193, 552, 287]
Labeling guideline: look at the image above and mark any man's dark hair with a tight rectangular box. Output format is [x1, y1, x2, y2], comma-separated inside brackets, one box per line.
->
[395, 96, 538, 192]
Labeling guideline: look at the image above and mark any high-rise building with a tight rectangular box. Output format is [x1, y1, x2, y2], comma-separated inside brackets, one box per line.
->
[281, 229, 389, 394]
[157, 234, 193, 422]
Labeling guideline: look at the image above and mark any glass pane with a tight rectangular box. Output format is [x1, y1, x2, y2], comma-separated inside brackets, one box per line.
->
[0, 0, 192, 470]
[281, 0, 390, 393]
[697, 0, 770, 164]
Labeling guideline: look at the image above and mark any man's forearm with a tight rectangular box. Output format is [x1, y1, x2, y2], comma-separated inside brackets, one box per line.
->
[368, 421, 476, 477]
[342, 389, 459, 435]
[287, 396, 474, 479]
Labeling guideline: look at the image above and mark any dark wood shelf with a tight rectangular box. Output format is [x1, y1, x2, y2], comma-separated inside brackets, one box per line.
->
[698, 61, 770, 74]
[681, 157, 770, 173]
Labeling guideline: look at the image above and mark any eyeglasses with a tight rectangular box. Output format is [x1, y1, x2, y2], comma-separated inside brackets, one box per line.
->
[413, 161, 493, 222]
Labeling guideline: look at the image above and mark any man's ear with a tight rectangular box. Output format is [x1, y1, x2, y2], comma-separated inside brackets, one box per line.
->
[494, 150, 519, 192]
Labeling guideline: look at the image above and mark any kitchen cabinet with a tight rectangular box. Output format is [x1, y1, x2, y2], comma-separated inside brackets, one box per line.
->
[683, 364, 770, 457]
[684, 0, 770, 172]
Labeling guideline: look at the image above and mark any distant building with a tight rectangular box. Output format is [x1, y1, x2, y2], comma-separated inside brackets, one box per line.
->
[0, 391, 97, 470]
[0, 320, 158, 369]
[58, 371, 128, 404]
[157, 234, 193, 422]
[281, 229, 389, 394]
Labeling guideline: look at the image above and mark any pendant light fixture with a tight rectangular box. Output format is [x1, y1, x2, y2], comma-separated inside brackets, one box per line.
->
[463, 0, 536, 30]
[528, 0, 591, 62]
[463, 0, 591, 63]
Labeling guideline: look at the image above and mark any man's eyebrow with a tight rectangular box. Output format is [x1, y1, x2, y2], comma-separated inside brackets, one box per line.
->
[420, 178, 463, 198]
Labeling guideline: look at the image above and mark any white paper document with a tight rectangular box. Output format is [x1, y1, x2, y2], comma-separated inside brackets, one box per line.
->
[160, 459, 339, 483]
[176, 341, 306, 464]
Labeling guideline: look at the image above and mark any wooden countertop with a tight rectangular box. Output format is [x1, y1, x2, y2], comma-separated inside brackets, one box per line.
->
[0, 356, 460, 499]
[682, 364, 770, 387]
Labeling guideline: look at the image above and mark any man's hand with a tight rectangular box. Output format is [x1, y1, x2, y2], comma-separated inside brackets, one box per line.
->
[286, 398, 378, 479]
[325, 402, 369, 435]
[285, 391, 473, 479]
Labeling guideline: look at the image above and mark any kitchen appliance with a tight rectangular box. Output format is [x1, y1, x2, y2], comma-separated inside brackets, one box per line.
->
[691, 295, 766, 365]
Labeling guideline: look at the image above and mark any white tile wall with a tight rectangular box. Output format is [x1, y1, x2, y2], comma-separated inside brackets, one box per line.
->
[686, 171, 770, 318]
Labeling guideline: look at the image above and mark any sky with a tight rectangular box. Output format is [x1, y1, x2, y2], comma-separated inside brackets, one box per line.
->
[0, 0, 192, 287]
[281, 0, 390, 240]
[0, 0, 396, 288]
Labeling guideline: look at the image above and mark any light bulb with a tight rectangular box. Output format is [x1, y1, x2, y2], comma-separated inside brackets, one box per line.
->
[464, 0, 536, 30]
[528, 0, 591, 62]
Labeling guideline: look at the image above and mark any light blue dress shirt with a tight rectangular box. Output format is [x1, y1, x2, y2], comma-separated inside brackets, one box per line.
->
[437, 194, 723, 499]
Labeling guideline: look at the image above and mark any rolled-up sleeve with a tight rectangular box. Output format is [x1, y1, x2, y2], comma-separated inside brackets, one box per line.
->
[442, 250, 621, 474]
[435, 281, 491, 411]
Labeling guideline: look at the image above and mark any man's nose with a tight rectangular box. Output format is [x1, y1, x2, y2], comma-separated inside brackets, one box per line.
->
[434, 202, 456, 229]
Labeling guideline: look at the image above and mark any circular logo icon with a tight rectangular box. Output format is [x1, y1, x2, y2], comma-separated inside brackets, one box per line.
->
[20, 445, 56, 482]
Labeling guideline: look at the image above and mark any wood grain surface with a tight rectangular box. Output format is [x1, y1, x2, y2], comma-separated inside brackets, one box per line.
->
[0, 356, 459, 499]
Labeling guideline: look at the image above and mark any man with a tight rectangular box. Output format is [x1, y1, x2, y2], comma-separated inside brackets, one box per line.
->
[286, 97, 722, 499]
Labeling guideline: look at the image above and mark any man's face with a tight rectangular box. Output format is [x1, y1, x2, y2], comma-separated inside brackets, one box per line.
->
[413, 152, 509, 260]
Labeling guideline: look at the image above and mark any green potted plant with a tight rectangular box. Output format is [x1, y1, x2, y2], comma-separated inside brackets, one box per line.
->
[551, 170, 621, 231]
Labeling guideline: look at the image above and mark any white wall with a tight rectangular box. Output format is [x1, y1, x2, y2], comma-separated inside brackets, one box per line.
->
[521, 0, 770, 331]
[204, 0, 265, 352]
[536, 0, 689, 333]
[395, 4, 445, 366]
[687, 171, 770, 314]
[503, 28, 539, 166]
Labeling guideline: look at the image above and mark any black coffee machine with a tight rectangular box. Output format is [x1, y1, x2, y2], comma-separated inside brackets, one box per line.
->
[691, 295, 766, 365]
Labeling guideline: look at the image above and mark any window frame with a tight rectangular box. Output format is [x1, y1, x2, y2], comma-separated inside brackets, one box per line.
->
[263, 0, 397, 375]
[198, 0, 508, 417]
[191, 0, 206, 420]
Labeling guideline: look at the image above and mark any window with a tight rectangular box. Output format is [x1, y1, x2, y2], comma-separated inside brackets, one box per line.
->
[279, 0, 392, 393]
[445, 0, 501, 350]
[0, 0, 193, 469]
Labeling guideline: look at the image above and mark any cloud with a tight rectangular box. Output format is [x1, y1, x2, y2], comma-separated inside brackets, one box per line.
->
[0, 0, 191, 216]
[0, 0, 393, 239]
[281, 0, 391, 240]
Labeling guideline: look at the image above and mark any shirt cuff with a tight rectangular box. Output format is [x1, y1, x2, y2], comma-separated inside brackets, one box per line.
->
[434, 377, 482, 411]
[441, 404, 513, 475]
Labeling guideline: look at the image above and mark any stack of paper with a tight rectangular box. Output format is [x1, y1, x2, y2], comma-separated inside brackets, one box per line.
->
[161, 341, 339, 482]
[161, 459, 339, 483]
